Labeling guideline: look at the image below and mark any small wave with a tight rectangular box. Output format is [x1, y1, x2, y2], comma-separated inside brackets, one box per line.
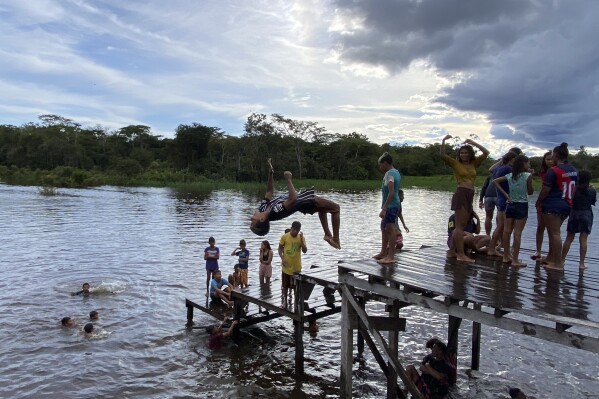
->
[90, 281, 127, 295]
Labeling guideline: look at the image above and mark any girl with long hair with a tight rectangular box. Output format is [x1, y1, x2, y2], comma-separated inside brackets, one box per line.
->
[493, 155, 534, 267]
[440, 135, 490, 263]
[535, 143, 578, 270]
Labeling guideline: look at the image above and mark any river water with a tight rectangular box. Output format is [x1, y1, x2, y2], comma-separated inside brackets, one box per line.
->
[1, 183, 598, 398]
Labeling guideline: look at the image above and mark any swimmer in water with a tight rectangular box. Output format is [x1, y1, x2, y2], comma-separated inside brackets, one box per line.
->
[71, 282, 91, 296]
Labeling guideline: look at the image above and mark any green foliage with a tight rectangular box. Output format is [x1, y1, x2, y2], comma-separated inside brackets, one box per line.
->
[2, 114, 599, 189]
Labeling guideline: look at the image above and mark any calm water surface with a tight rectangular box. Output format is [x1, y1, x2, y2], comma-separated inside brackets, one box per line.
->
[1, 184, 598, 398]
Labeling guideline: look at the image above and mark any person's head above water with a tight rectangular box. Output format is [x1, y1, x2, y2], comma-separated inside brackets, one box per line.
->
[84, 323, 94, 333]
[82, 282, 90, 293]
[61, 317, 75, 327]
[89, 310, 99, 320]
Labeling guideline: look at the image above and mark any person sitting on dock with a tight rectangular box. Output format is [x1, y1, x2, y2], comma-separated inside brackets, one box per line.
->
[447, 212, 490, 256]
[250, 158, 341, 250]
[206, 317, 239, 350]
[209, 270, 233, 307]
[228, 264, 242, 290]
[406, 340, 452, 399]
[71, 282, 91, 296]
[279, 221, 307, 309]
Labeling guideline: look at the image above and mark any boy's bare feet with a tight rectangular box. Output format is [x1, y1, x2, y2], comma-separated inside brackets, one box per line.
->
[324, 235, 341, 249]
[511, 260, 527, 267]
[283, 171, 292, 180]
[531, 251, 541, 260]
[446, 250, 457, 258]
[487, 249, 502, 257]
[502, 256, 512, 264]
[373, 253, 384, 260]
[376, 257, 395, 265]
[579, 262, 586, 270]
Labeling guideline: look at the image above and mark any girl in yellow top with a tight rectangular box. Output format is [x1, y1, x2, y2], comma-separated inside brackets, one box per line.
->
[440, 135, 490, 263]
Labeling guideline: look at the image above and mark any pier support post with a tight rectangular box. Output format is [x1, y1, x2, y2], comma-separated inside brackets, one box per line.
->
[447, 300, 462, 372]
[186, 300, 194, 327]
[357, 296, 365, 359]
[387, 285, 400, 399]
[294, 277, 305, 377]
[340, 285, 354, 398]
[471, 304, 481, 370]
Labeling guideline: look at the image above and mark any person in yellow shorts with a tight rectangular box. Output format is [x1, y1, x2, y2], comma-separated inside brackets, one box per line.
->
[278, 221, 307, 309]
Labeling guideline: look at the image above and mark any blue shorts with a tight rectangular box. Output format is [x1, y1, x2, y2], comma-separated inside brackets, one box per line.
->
[381, 207, 399, 230]
[505, 202, 528, 220]
[484, 197, 497, 212]
[496, 199, 507, 212]
[541, 201, 570, 218]
[566, 210, 593, 234]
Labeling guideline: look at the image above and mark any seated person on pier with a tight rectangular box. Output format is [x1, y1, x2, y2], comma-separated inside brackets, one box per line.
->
[447, 212, 490, 256]
[250, 159, 341, 250]
[406, 340, 452, 399]
[206, 317, 239, 350]
[228, 264, 242, 290]
[209, 270, 233, 307]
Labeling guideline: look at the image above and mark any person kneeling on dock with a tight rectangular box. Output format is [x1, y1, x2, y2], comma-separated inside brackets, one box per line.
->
[250, 159, 340, 250]
[447, 212, 490, 257]
[406, 340, 451, 399]
[206, 317, 239, 350]
[209, 270, 233, 308]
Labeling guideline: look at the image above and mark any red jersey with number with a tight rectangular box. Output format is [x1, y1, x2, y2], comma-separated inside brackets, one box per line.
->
[542, 163, 578, 213]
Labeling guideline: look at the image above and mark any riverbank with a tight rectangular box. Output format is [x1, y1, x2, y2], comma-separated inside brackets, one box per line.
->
[0, 165, 550, 192]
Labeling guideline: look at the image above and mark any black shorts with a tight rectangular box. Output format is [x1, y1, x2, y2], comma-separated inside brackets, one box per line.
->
[281, 272, 295, 289]
[505, 202, 528, 220]
[567, 210, 593, 234]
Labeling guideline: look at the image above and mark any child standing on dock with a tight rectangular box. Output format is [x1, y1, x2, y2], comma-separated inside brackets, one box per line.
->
[561, 170, 596, 270]
[278, 221, 307, 309]
[204, 237, 220, 297]
[493, 155, 534, 267]
[374, 152, 402, 264]
[231, 240, 250, 288]
[259, 240, 273, 285]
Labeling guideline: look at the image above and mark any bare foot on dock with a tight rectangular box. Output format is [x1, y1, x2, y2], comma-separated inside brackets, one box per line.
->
[579, 262, 586, 270]
[531, 252, 542, 260]
[373, 253, 384, 260]
[324, 235, 341, 249]
[542, 261, 564, 271]
[502, 256, 512, 264]
[456, 256, 475, 264]
[487, 250, 502, 257]
[446, 250, 457, 258]
[377, 257, 395, 265]
[511, 260, 527, 267]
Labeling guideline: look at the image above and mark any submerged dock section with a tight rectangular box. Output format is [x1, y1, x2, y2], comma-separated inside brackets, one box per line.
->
[186, 245, 599, 398]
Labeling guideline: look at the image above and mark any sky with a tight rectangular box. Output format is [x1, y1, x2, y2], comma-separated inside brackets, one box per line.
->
[1, 0, 598, 157]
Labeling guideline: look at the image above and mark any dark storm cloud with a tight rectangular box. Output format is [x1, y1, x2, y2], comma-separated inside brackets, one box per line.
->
[331, 0, 599, 148]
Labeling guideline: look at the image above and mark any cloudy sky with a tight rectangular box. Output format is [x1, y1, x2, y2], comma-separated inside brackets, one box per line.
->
[1, 0, 598, 156]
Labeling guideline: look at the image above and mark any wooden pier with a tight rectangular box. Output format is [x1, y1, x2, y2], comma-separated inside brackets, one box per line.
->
[186, 245, 599, 398]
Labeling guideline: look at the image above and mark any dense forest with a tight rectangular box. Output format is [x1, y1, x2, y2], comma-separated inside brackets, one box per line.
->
[0, 113, 597, 188]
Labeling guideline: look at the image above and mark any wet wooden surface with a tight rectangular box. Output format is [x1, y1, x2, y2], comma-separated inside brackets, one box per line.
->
[339, 245, 599, 329]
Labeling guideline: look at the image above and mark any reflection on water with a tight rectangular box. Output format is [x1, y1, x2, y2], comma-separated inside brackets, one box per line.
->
[0, 184, 598, 398]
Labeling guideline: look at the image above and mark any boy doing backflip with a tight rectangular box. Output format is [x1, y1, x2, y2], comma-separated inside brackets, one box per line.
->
[250, 159, 341, 250]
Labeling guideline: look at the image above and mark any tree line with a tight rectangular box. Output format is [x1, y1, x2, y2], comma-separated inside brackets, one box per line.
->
[0, 113, 597, 187]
